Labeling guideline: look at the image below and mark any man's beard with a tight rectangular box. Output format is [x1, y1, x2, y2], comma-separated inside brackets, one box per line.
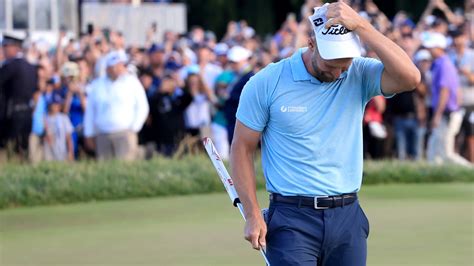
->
[311, 58, 337, 83]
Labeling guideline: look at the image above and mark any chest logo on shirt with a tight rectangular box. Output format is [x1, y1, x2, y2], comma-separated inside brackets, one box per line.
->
[280, 105, 307, 113]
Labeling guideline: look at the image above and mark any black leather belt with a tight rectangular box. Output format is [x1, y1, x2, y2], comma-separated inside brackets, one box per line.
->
[270, 193, 357, 209]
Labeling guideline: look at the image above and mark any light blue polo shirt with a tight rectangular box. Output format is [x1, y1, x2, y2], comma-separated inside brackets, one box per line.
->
[236, 48, 386, 196]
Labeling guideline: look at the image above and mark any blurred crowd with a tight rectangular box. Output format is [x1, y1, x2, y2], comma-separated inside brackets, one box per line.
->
[0, 0, 473, 167]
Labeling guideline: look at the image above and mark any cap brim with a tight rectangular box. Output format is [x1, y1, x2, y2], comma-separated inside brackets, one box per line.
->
[316, 36, 362, 60]
[422, 41, 445, 49]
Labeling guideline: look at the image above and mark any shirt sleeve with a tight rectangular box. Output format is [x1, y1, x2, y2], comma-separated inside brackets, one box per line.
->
[83, 82, 96, 137]
[356, 57, 390, 103]
[131, 77, 150, 133]
[236, 71, 271, 132]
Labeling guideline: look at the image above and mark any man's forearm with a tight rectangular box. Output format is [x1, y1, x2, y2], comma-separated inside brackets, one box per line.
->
[435, 88, 449, 118]
[230, 144, 261, 219]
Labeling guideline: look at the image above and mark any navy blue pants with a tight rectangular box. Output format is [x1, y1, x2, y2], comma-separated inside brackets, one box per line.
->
[265, 199, 369, 266]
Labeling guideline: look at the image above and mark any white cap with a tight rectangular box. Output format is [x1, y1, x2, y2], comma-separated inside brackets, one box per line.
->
[227, 46, 252, 62]
[422, 32, 447, 49]
[414, 49, 431, 63]
[214, 43, 229, 56]
[106, 50, 128, 67]
[61, 62, 80, 77]
[308, 4, 362, 60]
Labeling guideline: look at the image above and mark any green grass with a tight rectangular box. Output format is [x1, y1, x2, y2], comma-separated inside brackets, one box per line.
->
[1, 156, 473, 209]
[1, 183, 473, 266]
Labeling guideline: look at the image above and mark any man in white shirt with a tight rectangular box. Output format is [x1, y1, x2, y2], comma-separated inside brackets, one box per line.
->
[84, 51, 149, 160]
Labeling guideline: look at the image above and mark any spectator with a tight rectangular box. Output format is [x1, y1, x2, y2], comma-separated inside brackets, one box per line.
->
[224, 46, 254, 143]
[148, 43, 166, 88]
[61, 62, 87, 159]
[211, 71, 234, 160]
[214, 43, 229, 68]
[363, 96, 387, 159]
[83, 51, 149, 161]
[389, 90, 418, 160]
[29, 65, 49, 164]
[448, 29, 474, 163]
[0, 32, 38, 161]
[413, 49, 433, 160]
[43, 92, 74, 162]
[149, 75, 193, 156]
[424, 33, 472, 167]
[182, 44, 222, 90]
[137, 68, 157, 159]
[184, 73, 215, 137]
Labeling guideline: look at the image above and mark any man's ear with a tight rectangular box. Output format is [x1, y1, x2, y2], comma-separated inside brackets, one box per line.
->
[308, 37, 315, 52]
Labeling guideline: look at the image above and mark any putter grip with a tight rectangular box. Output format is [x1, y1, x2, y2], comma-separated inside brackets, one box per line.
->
[233, 197, 241, 207]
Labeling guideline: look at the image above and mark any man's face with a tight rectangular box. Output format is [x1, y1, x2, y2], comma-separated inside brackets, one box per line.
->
[309, 38, 352, 82]
[2, 44, 20, 59]
[140, 74, 153, 89]
[311, 51, 352, 82]
[453, 35, 466, 49]
[149, 51, 165, 67]
[418, 60, 431, 72]
[107, 64, 125, 80]
[198, 47, 211, 63]
[427, 47, 444, 58]
[229, 60, 244, 72]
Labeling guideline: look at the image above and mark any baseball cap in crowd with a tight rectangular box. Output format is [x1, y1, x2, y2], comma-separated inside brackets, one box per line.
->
[205, 31, 216, 42]
[106, 50, 128, 67]
[61, 62, 80, 78]
[148, 43, 165, 54]
[165, 61, 182, 72]
[414, 49, 431, 63]
[214, 43, 229, 56]
[401, 18, 415, 29]
[307, 4, 362, 60]
[1, 31, 25, 46]
[422, 32, 447, 49]
[187, 65, 200, 75]
[227, 46, 252, 62]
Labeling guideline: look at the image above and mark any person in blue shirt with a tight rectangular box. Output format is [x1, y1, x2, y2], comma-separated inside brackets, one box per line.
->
[61, 62, 87, 159]
[224, 45, 254, 144]
[230, 3, 420, 266]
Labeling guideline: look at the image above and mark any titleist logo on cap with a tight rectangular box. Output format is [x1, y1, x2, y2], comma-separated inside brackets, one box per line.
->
[321, 25, 352, 35]
[312, 18, 352, 35]
[307, 3, 362, 60]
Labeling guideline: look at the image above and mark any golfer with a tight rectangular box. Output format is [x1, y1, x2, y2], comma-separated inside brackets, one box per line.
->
[230, 2, 420, 265]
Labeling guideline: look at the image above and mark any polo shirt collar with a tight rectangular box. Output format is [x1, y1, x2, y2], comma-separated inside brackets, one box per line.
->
[290, 48, 321, 84]
[289, 47, 348, 84]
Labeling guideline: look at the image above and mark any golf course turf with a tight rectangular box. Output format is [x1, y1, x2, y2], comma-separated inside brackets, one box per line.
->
[1, 183, 472, 266]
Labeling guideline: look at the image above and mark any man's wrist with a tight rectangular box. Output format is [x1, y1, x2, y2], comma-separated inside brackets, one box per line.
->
[244, 207, 263, 220]
[354, 19, 372, 36]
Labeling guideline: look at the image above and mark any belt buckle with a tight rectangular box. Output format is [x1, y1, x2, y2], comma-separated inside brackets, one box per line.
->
[314, 196, 329, 210]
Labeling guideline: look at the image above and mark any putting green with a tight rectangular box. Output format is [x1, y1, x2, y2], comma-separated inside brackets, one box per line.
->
[1, 183, 472, 266]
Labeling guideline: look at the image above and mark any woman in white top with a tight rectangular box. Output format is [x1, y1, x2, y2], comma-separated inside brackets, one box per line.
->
[184, 73, 215, 137]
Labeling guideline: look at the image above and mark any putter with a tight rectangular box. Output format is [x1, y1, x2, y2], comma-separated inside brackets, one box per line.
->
[203, 137, 271, 266]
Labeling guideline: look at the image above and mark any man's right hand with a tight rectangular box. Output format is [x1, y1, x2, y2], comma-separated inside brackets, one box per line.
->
[244, 214, 267, 250]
